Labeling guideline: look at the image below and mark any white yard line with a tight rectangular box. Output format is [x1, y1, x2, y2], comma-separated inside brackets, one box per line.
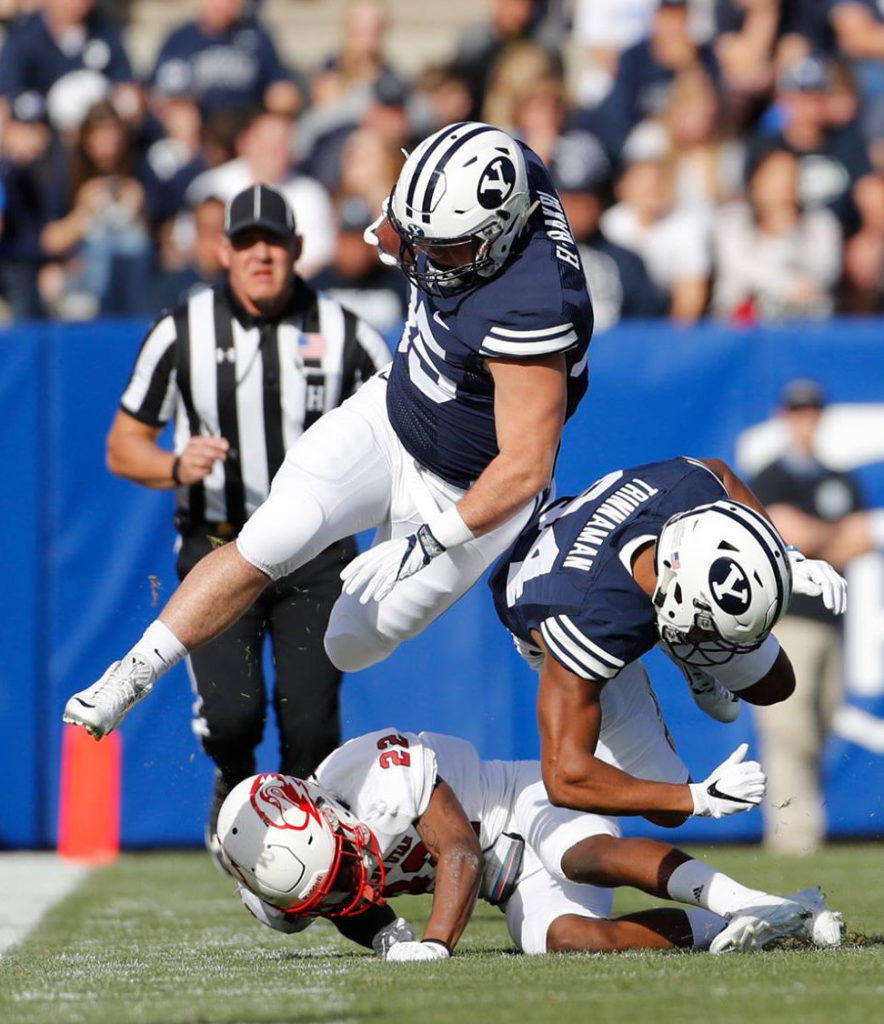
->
[0, 853, 91, 957]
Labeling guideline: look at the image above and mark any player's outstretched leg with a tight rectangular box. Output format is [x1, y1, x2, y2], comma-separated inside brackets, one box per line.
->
[560, 835, 843, 953]
[546, 908, 724, 953]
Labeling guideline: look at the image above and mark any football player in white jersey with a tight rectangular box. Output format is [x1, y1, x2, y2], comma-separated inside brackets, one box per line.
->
[216, 710, 843, 959]
[64, 121, 596, 741]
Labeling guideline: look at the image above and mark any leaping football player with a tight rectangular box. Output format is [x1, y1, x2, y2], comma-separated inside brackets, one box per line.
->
[215, 727, 843, 960]
[64, 122, 594, 740]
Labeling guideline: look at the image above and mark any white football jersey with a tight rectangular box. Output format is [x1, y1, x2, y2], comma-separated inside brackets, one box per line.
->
[313, 729, 517, 898]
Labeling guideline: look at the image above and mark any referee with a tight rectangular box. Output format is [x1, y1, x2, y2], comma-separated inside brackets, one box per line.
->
[106, 183, 392, 859]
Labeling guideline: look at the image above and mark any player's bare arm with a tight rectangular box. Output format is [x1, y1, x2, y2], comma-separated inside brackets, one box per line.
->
[536, 641, 766, 821]
[106, 410, 229, 489]
[457, 353, 568, 535]
[536, 649, 693, 817]
[414, 779, 483, 952]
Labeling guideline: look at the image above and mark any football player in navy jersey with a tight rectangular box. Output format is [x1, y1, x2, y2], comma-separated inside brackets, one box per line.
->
[490, 456, 847, 821]
[65, 123, 595, 741]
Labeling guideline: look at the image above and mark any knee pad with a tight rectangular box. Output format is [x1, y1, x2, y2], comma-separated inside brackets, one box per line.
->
[324, 595, 398, 672]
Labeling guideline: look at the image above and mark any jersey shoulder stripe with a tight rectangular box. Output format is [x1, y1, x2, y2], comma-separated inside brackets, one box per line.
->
[540, 617, 622, 680]
[557, 615, 625, 669]
[479, 324, 579, 357]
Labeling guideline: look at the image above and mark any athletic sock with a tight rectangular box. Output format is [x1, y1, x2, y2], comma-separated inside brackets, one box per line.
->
[684, 908, 727, 950]
[666, 859, 769, 917]
[129, 620, 188, 678]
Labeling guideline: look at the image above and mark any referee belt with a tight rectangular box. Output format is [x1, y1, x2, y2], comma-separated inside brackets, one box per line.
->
[177, 518, 240, 540]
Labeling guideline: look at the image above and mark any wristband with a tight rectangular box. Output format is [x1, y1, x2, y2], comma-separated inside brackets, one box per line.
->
[171, 456, 182, 486]
[427, 505, 475, 550]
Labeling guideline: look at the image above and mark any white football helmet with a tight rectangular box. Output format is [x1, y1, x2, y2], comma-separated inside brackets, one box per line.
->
[653, 500, 792, 666]
[215, 773, 386, 918]
[388, 121, 533, 293]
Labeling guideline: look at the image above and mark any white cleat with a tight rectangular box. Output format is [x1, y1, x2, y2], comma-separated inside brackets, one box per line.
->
[63, 655, 156, 739]
[681, 664, 740, 723]
[710, 887, 843, 954]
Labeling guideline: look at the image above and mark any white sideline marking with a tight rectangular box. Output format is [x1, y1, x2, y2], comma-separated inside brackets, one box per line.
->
[0, 853, 90, 957]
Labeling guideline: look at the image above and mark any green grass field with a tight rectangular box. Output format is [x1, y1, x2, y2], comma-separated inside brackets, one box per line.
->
[1, 844, 882, 1024]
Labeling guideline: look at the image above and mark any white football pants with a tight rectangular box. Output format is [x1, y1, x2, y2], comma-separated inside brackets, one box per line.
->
[236, 373, 538, 672]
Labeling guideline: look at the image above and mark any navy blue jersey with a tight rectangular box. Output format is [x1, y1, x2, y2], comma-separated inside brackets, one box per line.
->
[386, 144, 593, 489]
[0, 11, 132, 99]
[150, 18, 289, 115]
[490, 458, 727, 680]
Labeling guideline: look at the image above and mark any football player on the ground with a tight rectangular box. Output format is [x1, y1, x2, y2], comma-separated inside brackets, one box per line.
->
[64, 121, 595, 740]
[216, 726, 843, 960]
[489, 455, 846, 822]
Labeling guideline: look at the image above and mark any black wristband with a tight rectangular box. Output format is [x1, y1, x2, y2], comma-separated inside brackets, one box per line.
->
[171, 456, 182, 486]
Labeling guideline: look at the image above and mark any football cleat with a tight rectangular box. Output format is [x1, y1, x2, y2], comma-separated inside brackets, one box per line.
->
[63, 655, 156, 739]
[710, 886, 843, 954]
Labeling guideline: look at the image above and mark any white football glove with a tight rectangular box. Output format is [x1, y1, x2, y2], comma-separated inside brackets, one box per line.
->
[385, 939, 451, 962]
[512, 633, 545, 673]
[363, 199, 399, 267]
[689, 743, 766, 819]
[341, 526, 445, 604]
[237, 885, 312, 935]
[341, 507, 474, 605]
[787, 549, 847, 614]
[371, 917, 416, 958]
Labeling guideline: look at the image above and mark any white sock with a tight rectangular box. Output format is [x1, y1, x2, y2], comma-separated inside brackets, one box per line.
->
[667, 859, 768, 917]
[129, 620, 188, 677]
[684, 908, 727, 950]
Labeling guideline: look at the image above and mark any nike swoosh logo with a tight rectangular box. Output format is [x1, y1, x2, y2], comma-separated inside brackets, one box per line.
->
[706, 782, 757, 803]
[432, 310, 450, 331]
[74, 698, 96, 709]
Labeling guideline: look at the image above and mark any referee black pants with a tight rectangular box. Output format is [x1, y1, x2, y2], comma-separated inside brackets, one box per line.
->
[176, 527, 356, 793]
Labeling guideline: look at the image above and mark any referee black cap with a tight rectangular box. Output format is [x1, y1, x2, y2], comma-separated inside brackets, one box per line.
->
[224, 184, 297, 240]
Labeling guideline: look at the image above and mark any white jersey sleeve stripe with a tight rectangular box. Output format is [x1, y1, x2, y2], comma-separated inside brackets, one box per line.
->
[540, 614, 618, 679]
[488, 323, 576, 340]
[558, 615, 625, 668]
[539, 620, 594, 679]
[479, 330, 578, 357]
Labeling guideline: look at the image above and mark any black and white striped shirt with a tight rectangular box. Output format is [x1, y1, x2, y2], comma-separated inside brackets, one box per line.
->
[121, 282, 392, 528]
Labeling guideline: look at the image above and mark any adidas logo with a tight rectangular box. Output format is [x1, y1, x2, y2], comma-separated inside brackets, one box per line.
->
[692, 884, 705, 903]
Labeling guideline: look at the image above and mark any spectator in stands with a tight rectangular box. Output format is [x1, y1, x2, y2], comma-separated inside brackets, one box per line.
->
[826, 0, 884, 143]
[312, 196, 407, 339]
[713, 0, 781, 112]
[751, 55, 884, 311]
[410, 64, 473, 138]
[151, 195, 227, 310]
[0, 91, 55, 319]
[750, 379, 875, 855]
[451, 0, 560, 121]
[150, 0, 299, 120]
[186, 108, 335, 278]
[571, 0, 657, 106]
[144, 77, 205, 226]
[601, 120, 712, 323]
[312, 0, 396, 109]
[662, 66, 745, 224]
[482, 44, 560, 139]
[39, 101, 152, 319]
[0, 0, 136, 133]
[712, 148, 842, 321]
[549, 130, 666, 331]
[598, 0, 719, 154]
[334, 127, 404, 220]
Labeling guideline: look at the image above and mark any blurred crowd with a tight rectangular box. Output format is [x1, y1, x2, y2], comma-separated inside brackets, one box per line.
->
[3, 0, 884, 331]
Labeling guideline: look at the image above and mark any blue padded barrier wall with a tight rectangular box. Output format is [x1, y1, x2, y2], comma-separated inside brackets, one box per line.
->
[2, 318, 884, 847]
